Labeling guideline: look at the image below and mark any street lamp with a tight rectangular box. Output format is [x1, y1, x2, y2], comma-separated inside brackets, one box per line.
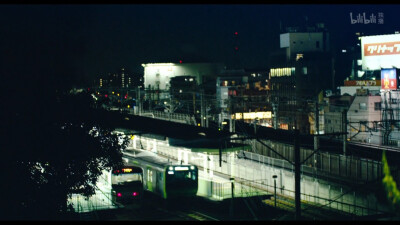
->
[230, 177, 235, 218]
[273, 175, 278, 207]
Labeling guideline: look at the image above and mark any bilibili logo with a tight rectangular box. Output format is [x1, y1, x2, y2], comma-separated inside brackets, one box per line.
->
[350, 12, 384, 24]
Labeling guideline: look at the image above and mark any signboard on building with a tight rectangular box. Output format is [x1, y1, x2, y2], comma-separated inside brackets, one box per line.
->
[344, 80, 380, 86]
[361, 34, 400, 71]
[381, 69, 397, 90]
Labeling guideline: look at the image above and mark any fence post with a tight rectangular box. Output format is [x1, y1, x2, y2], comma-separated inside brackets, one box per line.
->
[320, 153, 323, 172]
[329, 153, 331, 174]
[356, 158, 358, 180]
[341, 187, 343, 211]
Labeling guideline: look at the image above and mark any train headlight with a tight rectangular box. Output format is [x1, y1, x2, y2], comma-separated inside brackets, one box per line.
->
[190, 166, 195, 170]
[169, 166, 174, 171]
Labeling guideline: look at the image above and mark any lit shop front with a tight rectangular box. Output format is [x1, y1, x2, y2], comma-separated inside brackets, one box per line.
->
[231, 111, 272, 127]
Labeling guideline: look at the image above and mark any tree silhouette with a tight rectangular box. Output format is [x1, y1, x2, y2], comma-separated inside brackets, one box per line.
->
[1, 90, 128, 220]
[382, 151, 400, 214]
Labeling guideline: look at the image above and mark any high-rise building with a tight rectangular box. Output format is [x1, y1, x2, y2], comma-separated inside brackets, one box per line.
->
[268, 22, 334, 134]
[95, 67, 142, 89]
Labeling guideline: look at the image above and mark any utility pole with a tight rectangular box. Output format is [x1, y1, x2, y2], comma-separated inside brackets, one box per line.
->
[230, 177, 235, 218]
[272, 97, 278, 129]
[136, 86, 140, 115]
[219, 139, 222, 167]
[201, 88, 205, 127]
[316, 98, 320, 135]
[294, 129, 301, 220]
[342, 109, 347, 155]
[169, 91, 174, 121]
[149, 88, 152, 111]
[273, 175, 278, 207]
[193, 92, 196, 116]
[253, 118, 258, 135]
[231, 96, 235, 132]
[314, 98, 320, 151]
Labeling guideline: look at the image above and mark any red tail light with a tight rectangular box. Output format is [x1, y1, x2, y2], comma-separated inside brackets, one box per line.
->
[117, 193, 122, 197]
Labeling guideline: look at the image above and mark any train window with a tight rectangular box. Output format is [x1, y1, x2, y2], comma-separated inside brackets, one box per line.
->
[147, 169, 153, 182]
[173, 171, 194, 180]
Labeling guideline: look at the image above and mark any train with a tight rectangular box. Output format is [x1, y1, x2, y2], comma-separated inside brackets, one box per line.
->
[122, 148, 198, 200]
[111, 166, 144, 203]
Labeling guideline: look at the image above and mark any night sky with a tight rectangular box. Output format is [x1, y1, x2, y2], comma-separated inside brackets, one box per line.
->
[1, 4, 399, 89]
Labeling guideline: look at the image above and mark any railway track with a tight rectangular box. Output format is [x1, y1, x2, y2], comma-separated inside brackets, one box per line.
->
[174, 209, 220, 221]
[116, 194, 222, 221]
[263, 196, 355, 220]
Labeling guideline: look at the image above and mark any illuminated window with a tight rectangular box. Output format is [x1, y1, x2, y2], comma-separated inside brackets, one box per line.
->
[147, 170, 153, 182]
[302, 67, 307, 75]
[296, 54, 303, 61]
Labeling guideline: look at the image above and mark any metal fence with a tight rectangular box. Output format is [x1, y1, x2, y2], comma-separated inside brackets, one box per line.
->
[139, 110, 196, 125]
[131, 136, 392, 217]
[248, 139, 383, 184]
[68, 170, 119, 215]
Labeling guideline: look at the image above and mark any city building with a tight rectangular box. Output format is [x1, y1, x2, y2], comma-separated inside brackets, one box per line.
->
[142, 62, 225, 91]
[95, 68, 142, 89]
[268, 23, 334, 134]
[346, 90, 381, 143]
[359, 33, 400, 146]
[216, 68, 271, 131]
[324, 95, 354, 135]
[339, 80, 381, 96]
[168, 76, 198, 114]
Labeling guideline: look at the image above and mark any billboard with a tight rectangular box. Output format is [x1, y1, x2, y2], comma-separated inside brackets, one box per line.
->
[381, 69, 397, 90]
[361, 34, 400, 71]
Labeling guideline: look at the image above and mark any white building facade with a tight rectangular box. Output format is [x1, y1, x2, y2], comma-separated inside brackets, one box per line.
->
[142, 62, 225, 91]
[347, 95, 382, 144]
[380, 90, 400, 146]
[280, 31, 328, 61]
